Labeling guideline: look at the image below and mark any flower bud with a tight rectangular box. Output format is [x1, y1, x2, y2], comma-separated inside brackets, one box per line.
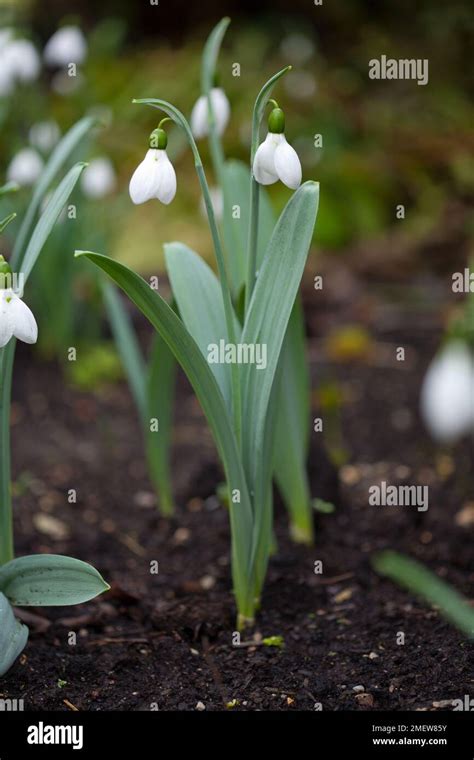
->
[268, 107, 285, 134]
[149, 128, 168, 150]
[0, 255, 12, 288]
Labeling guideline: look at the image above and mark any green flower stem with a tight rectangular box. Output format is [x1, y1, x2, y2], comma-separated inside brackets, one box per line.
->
[245, 66, 292, 314]
[0, 343, 15, 565]
[133, 98, 242, 443]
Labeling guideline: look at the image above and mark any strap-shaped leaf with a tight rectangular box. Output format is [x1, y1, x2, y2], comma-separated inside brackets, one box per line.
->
[102, 280, 147, 419]
[165, 241, 239, 409]
[274, 300, 313, 542]
[18, 163, 86, 281]
[12, 116, 95, 263]
[76, 251, 254, 612]
[0, 592, 28, 676]
[240, 181, 319, 487]
[374, 551, 474, 637]
[146, 331, 176, 515]
[0, 555, 110, 606]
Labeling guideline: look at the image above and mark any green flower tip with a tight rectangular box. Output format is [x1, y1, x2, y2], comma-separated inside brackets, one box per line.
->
[149, 127, 168, 150]
[268, 107, 285, 134]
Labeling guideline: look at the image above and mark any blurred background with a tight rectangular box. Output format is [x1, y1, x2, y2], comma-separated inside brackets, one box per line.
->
[0, 0, 472, 390]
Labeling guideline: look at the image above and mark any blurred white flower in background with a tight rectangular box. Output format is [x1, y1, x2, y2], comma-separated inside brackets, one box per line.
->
[81, 157, 117, 199]
[199, 186, 223, 221]
[0, 30, 40, 95]
[420, 341, 474, 443]
[7, 148, 44, 186]
[44, 25, 87, 67]
[191, 87, 230, 139]
[29, 121, 61, 153]
[280, 33, 315, 65]
[0, 288, 38, 347]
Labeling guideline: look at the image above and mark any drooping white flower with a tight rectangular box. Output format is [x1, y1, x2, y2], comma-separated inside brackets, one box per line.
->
[81, 157, 116, 199]
[253, 106, 302, 190]
[2, 39, 40, 83]
[29, 120, 61, 153]
[420, 341, 474, 443]
[191, 87, 230, 140]
[0, 288, 38, 348]
[44, 26, 87, 67]
[7, 148, 44, 186]
[129, 127, 176, 205]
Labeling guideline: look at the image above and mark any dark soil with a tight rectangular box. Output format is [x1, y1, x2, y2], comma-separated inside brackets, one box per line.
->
[1, 260, 473, 712]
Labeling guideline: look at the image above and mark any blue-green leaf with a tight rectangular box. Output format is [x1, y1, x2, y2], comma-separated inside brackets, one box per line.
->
[0, 555, 110, 606]
[0, 592, 28, 676]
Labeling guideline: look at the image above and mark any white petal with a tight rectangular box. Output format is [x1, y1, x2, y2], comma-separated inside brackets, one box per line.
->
[252, 133, 281, 185]
[129, 149, 162, 205]
[155, 152, 176, 205]
[3, 40, 40, 83]
[190, 94, 209, 140]
[210, 87, 230, 137]
[81, 157, 116, 199]
[9, 294, 38, 344]
[7, 148, 44, 186]
[274, 136, 302, 189]
[420, 341, 474, 443]
[0, 292, 14, 348]
[44, 26, 87, 66]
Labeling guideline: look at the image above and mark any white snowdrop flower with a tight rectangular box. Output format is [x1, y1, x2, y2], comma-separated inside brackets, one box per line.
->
[199, 186, 223, 221]
[7, 148, 44, 187]
[420, 340, 474, 443]
[253, 106, 302, 190]
[0, 258, 37, 348]
[81, 157, 116, 199]
[29, 120, 61, 153]
[191, 87, 230, 140]
[44, 25, 87, 67]
[2, 39, 40, 83]
[129, 126, 176, 206]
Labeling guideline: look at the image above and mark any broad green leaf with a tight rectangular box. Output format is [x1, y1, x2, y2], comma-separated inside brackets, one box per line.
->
[165, 241, 238, 408]
[12, 116, 95, 263]
[222, 160, 275, 292]
[76, 251, 254, 612]
[18, 163, 86, 281]
[0, 592, 28, 676]
[0, 555, 109, 606]
[146, 331, 176, 515]
[373, 551, 474, 637]
[240, 181, 319, 489]
[102, 280, 147, 419]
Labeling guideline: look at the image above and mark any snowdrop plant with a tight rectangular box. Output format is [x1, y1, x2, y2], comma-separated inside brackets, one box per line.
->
[0, 126, 109, 677]
[102, 20, 317, 546]
[78, 18, 319, 625]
